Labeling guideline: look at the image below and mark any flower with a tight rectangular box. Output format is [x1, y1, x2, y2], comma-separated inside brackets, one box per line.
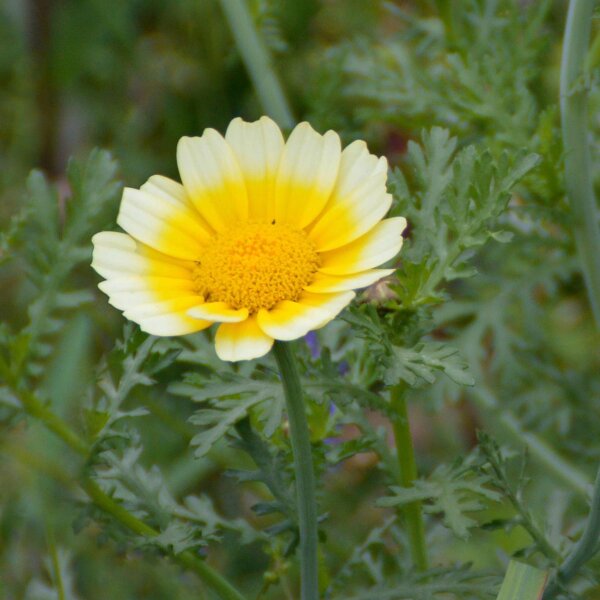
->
[92, 117, 406, 361]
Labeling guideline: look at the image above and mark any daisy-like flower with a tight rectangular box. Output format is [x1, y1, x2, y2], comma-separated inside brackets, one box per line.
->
[92, 117, 406, 361]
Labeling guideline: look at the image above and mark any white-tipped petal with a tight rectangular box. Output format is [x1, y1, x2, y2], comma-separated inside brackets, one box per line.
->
[305, 269, 395, 293]
[99, 276, 196, 311]
[188, 302, 249, 323]
[274, 122, 341, 228]
[309, 141, 391, 251]
[215, 316, 274, 361]
[318, 217, 407, 275]
[177, 130, 248, 231]
[92, 232, 194, 280]
[225, 116, 284, 220]
[117, 187, 210, 260]
[140, 175, 192, 209]
[257, 291, 354, 340]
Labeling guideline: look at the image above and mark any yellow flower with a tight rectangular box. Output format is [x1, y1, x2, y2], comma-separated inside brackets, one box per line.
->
[92, 117, 406, 361]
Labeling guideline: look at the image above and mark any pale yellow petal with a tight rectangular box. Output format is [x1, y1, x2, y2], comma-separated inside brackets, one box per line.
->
[140, 175, 214, 231]
[225, 116, 284, 220]
[140, 175, 192, 209]
[274, 122, 341, 228]
[309, 140, 391, 251]
[99, 276, 196, 311]
[304, 268, 395, 293]
[177, 130, 248, 231]
[124, 296, 212, 336]
[91, 232, 195, 280]
[134, 312, 211, 336]
[318, 217, 407, 275]
[117, 187, 210, 260]
[91, 238, 209, 337]
[187, 302, 249, 323]
[215, 316, 274, 361]
[257, 291, 354, 340]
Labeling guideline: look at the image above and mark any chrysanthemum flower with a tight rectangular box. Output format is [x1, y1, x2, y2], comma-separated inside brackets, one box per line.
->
[92, 117, 406, 361]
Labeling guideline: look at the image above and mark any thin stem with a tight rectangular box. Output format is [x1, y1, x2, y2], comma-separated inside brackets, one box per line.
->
[45, 525, 66, 600]
[273, 342, 319, 600]
[389, 385, 428, 571]
[16, 390, 247, 600]
[542, 2, 600, 596]
[560, 0, 600, 326]
[19, 389, 89, 456]
[544, 468, 600, 597]
[218, 0, 294, 129]
[471, 386, 590, 496]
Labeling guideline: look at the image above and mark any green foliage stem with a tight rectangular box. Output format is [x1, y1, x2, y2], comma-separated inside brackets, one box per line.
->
[544, 468, 600, 598]
[389, 386, 428, 572]
[495, 561, 547, 600]
[471, 386, 590, 496]
[18, 389, 89, 456]
[560, 0, 600, 326]
[273, 342, 319, 600]
[16, 389, 247, 600]
[218, 0, 294, 129]
[544, 1, 600, 595]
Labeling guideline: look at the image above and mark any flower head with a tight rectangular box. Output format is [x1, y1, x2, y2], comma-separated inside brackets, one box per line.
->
[92, 117, 406, 361]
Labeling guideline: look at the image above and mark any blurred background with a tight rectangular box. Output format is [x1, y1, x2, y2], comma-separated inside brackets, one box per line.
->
[1, 1, 600, 599]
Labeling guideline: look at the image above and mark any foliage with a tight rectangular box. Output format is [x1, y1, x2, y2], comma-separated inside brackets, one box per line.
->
[379, 456, 501, 539]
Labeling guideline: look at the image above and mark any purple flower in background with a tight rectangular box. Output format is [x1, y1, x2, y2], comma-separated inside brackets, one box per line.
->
[304, 331, 320, 359]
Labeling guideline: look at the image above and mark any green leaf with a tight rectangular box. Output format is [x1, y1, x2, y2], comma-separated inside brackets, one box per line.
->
[387, 341, 475, 388]
[174, 373, 284, 457]
[378, 459, 501, 538]
[495, 561, 547, 600]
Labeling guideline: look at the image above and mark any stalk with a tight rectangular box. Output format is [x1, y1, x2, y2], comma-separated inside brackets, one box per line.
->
[218, 0, 294, 129]
[472, 386, 589, 496]
[17, 389, 247, 600]
[544, 468, 600, 597]
[560, 0, 600, 325]
[273, 342, 319, 600]
[543, 1, 600, 596]
[389, 385, 428, 571]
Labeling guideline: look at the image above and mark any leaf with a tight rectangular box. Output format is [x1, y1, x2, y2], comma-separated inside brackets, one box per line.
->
[229, 418, 296, 524]
[174, 373, 284, 458]
[378, 459, 501, 538]
[387, 342, 475, 388]
[6, 150, 121, 379]
[145, 522, 203, 555]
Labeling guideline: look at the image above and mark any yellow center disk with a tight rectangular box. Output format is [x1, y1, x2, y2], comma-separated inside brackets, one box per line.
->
[193, 222, 321, 313]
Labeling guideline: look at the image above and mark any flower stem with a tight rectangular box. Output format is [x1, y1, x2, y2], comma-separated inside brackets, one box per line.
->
[17, 389, 247, 600]
[273, 342, 319, 600]
[389, 385, 428, 571]
[218, 0, 294, 129]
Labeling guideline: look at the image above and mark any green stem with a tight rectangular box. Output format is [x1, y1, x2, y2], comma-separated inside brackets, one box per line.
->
[17, 390, 246, 600]
[273, 342, 319, 600]
[389, 385, 428, 571]
[544, 468, 600, 598]
[560, 0, 600, 326]
[543, 3, 600, 595]
[45, 525, 66, 600]
[218, 0, 294, 129]
[472, 386, 590, 496]
[19, 389, 89, 456]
